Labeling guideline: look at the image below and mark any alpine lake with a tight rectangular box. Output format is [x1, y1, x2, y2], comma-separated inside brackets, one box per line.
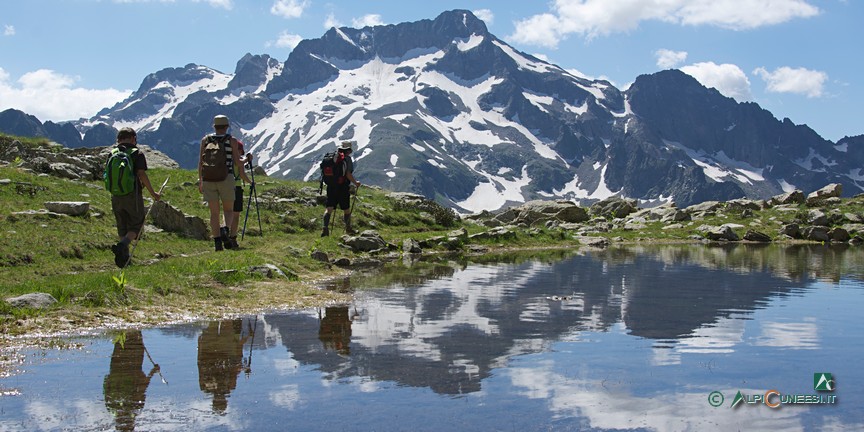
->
[1, 243, 862, 431]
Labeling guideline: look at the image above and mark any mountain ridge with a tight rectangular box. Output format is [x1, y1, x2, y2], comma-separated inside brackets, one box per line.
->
[1, 9, 862, 211]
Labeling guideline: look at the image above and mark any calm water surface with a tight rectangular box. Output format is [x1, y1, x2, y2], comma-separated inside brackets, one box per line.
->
[2, 244, 863, 431]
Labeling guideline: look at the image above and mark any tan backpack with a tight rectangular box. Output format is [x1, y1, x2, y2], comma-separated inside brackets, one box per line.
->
[201, 134, 229, 181]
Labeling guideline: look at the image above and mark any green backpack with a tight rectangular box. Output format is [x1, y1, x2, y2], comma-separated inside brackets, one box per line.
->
[104, 146, 139, 196]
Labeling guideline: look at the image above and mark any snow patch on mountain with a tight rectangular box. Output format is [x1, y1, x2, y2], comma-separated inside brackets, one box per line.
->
[456, 34, 484, 51]
[457, 164, 532, 212]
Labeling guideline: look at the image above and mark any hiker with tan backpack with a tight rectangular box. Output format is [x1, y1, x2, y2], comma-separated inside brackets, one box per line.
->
[198, 115, 252, 251]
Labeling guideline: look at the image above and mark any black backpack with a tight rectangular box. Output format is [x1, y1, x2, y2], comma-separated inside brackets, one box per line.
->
[319, 152, 346, 187]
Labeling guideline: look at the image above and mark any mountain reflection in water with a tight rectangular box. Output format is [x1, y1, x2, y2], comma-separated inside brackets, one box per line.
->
[2, 244, 862, 431]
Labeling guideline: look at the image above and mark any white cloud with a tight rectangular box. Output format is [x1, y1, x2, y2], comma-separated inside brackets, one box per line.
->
[680, 62, 753, 101]
[473, 9, 494, 25]
[510, 0, 820, 48]
[0, 67, 131, 121]
[352, 14, 384, 28]
[4, 25, 15, 36]
[655, 49, 688, 68]
[753, 66, 827, 98]
[270, 0, 308, 19]
[267, 31, 303, 49]
[324, 12, 343, 29]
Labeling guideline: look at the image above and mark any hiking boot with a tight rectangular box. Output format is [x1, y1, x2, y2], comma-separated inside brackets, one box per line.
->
[220, 226, 230, 243]
[111, 242, 130, 268]
[214, 238, 224, 252]
[228, 236, 239, 249]
[321, 227, 330, 237]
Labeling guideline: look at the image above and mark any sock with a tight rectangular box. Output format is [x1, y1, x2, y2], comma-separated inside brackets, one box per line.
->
[214, 237, 222, 246]
[119, 237, 131, 246]
[323, 212, 331, 228]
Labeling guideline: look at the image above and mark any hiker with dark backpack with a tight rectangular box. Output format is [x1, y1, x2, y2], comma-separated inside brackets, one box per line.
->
[106, 127, 161, 268]
[320, 140, 361, 237]
[199, 115, 252, 251]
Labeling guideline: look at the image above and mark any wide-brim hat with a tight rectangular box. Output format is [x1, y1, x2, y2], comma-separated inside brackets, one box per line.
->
[214, 115, 230, 126]
[338, 141, 353, 150]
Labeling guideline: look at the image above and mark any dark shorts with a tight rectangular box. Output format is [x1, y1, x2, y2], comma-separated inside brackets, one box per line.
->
[325, 185, 351, 210]
[111, 192, 145, 237]
[233, 186, 243, 212]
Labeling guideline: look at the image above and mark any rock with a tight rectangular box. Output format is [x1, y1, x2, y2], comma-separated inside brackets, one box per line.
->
[447, 227, 468, 241]
[803, 226, 831, 242]
[808, 183, 843, 200]
[829, 227, 851, 242]
[468, 226, 517, 241]
[769, 190, 805, 205]
[779, 223, 802, 239]
[743, 230, 772, 242]
[44, 201, 89, 216]
[697, 224, 740, 241]
[248, 264, 286, 279]
[310, 250, 330, 263]
[807, 209, 828, 226]
[580, 237, 610, 247]
[402, 238, 422, 254]
[333, 257, 352, 267]
[726, 199, 762, 212]
[467, 244, 489, 253]
[149, 201, 209, 240]
[590, 197, 637, 219]
[6, 293, 57, 309]
[342, 230, 388, 252]
[496, 200, 588, 226]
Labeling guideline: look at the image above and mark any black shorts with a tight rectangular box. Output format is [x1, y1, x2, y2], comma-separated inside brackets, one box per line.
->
[233, 186, 243, 212]
[325, 185, 351, 210]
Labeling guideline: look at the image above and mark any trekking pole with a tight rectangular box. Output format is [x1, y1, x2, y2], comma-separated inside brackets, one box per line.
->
[143, 345, 168, 385]
[242, 180, 253, 240]
[250, 166, 262, 237]
[124, 176, 169, 268]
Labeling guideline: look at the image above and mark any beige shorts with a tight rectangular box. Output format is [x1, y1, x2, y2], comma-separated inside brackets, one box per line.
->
[202, 176, 236, 202]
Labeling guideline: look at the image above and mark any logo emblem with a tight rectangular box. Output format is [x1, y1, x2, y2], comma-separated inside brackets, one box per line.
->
[814, 373, 834, 392]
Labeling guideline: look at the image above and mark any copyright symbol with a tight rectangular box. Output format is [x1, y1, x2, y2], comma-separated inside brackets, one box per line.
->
[708, 391, 724, 407]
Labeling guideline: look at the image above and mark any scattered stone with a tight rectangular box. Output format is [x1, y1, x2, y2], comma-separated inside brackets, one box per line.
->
[44, 201, 89, 217]
[769, 190, 805, 206]
[698, 224, 740, 241]
[743, 230, 772, 242]
[342, 230, 389, 252]
[6, 293, 57, 309]
[248, 264, 287, 279]
[310, 250, 329, 263]
[402, 238, 422, 254]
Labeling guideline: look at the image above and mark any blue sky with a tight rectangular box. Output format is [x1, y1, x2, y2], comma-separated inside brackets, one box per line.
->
[0, 0, 860, 142]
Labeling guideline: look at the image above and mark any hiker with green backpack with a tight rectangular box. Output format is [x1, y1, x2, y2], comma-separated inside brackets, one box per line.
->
[105, 127, 161, 268]
[198, 115, 252, 251]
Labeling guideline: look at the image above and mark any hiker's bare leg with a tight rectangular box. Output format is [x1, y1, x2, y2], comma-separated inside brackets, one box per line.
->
[208, 200, 222, 237]
[223, 200, 235, 235]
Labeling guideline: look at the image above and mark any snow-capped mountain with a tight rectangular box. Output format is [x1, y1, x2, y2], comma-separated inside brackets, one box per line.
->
[21, 9, 864, 210]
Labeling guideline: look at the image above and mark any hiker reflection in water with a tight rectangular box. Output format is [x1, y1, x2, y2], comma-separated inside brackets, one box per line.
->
[103, 330, 160, 432]
[319, 306, 357, 356]
[198, 319, 249, 414]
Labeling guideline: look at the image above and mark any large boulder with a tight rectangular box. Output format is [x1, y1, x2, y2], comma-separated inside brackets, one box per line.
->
[590, 197, 638, 219]
[342, 230, 389, 252]
[769, 190, 805, 206]
[697, 224, 740, 241]
[149, 201, 209, 240]
[806, 183, 842, 206]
